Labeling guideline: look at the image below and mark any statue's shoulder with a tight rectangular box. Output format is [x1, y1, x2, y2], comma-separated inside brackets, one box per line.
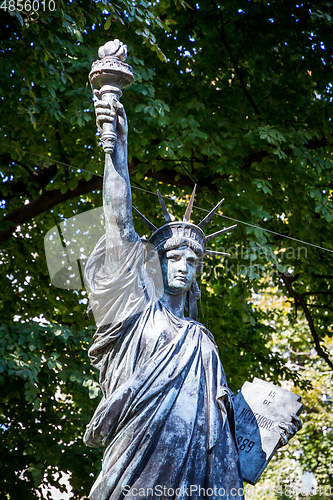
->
[187, 318, 217, 346]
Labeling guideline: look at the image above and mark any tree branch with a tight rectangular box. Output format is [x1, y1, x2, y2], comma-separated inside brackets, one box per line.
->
[311, 274, 333, 279]
[128, 156, 220, 193]
[0, 175, 102, 245]
[1, 130, 331, 245]
[307, 305, 333, 312]
[280, 272, 333, 370]
[1, 157, 221, 245]
[240, 135, 331, 170]
[0, 158, 58, 202]
[211, 2, 261, 116]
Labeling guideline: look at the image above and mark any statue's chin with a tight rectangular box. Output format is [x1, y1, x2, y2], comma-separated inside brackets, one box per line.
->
[163, 281, 193, 296]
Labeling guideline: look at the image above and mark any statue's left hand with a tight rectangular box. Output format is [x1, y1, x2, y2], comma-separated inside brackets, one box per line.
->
[278, 413, 302, 447]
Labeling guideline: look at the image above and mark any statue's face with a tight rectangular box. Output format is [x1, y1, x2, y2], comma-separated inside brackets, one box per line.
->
[160, 245, 199, 295]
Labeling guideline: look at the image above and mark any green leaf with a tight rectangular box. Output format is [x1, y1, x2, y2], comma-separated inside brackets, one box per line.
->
[104, 16, 112, 30]
[68, 178, 78, 191]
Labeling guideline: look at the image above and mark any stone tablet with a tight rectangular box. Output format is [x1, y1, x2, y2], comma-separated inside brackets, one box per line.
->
[233, 378, 302, 485]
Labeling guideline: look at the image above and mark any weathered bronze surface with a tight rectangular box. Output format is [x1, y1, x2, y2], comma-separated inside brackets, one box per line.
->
[84, 40, 301, 500]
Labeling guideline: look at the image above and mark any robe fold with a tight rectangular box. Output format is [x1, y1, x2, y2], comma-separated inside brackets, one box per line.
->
[84, 235, 244, 500]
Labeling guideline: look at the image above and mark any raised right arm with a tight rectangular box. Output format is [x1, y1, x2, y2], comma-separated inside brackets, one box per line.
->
[95, 97, 138, 275]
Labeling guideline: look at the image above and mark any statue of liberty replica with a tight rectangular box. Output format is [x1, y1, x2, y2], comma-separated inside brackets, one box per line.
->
[83, 40, 301, 500]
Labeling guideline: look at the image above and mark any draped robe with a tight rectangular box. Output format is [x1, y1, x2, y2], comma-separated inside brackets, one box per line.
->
[84, 235, 244, 500]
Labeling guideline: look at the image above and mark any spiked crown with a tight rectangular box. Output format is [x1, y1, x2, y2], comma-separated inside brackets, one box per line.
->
[133, 185, 236, 258]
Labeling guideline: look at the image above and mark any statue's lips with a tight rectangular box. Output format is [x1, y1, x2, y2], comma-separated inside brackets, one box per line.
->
[173, 275, 188, 283]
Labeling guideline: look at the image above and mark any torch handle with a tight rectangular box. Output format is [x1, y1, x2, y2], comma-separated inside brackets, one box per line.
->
[100, 90, 119, 154]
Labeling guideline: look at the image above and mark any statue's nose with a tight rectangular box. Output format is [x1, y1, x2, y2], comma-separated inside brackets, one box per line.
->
[177, 258, 187, 272]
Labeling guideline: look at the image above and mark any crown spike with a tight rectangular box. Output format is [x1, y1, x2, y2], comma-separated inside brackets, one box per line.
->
[157, 190, 172, 223]
[206, 224, 237, 242]
[183, 184, 197, 222]
[133, 206, 157, 232]
[205, 250, 231, 257]
[198, 198, 225, 229]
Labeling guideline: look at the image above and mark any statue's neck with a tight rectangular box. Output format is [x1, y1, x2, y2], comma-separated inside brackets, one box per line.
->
[160, 292, 187, 319]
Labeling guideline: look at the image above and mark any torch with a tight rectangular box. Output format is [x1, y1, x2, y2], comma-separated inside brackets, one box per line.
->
[89, 39, 135, 153]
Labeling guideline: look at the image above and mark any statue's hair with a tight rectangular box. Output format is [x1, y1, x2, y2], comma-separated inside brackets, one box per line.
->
[184, 278, 201, 316]
[191, 278, 201, 300]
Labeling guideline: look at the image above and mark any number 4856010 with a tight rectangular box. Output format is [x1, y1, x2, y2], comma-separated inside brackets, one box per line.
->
[1, 0, 55, 11]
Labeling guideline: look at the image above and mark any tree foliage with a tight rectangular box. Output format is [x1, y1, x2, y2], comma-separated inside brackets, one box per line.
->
[249, 293, 333, 499]
[0, 322, 100, 499]
[1, 0, 333, 497]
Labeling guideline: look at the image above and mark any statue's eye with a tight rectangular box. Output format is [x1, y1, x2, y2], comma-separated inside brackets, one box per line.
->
[167, 254, 180, 261]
